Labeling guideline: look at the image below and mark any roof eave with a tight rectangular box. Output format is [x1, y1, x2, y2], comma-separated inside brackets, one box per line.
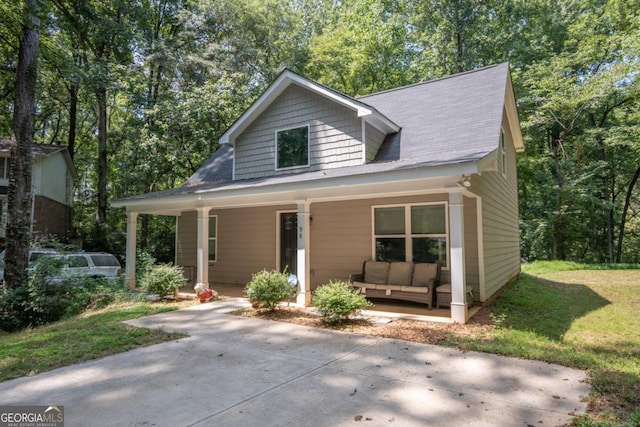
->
[219, 69, 399, 145]
[504, 70, 524, 153]
[112, 160, 483, 215]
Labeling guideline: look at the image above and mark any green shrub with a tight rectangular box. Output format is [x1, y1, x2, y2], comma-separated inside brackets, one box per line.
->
[136, 250, 156, 282]
[139, 264, 186, 297]
[244, 269, 292, 311]
[0, 257, 128, 332]
[312, 280, 372, 324]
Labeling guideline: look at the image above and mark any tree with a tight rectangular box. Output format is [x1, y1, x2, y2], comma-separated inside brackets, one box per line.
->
[519, 0, 640, 262]
[4, 0, 40, 289]
[306, 0, 413, 96]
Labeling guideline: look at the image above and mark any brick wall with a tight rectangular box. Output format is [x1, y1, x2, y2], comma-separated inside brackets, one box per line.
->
[33, 195, 72, 240]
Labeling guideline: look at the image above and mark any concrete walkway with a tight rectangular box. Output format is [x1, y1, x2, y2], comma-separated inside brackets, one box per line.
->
[0, 298, 590, 426]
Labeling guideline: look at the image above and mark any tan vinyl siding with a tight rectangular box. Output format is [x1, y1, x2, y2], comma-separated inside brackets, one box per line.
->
[475, 113, 521, 299]
[177, 206, 294, 286]
[213, 206, 289, 285]
[176, 211, 197, 269]
[365, 122, 386, 162]
[234, 84, 363, 180]
[309, 194, 467, 288]
[175, 194, 485, 293]
[463, 195, 480, 301]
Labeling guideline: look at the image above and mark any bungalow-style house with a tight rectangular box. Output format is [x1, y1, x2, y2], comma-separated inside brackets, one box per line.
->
[113, 62, 524, 323]
[0, 141, 77, 242]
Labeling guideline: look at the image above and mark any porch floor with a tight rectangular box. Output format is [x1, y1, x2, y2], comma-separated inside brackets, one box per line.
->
[182, 283, 481, 323]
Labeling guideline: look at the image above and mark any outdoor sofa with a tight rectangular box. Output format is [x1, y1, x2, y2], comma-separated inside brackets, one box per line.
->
[351, 260, 441, 309]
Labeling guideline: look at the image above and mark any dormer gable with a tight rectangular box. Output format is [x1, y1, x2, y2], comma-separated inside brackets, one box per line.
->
[220, 69, 399, 181]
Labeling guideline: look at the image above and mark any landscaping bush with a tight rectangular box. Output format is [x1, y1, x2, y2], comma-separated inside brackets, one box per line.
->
[139, 263, 186, 297]
[0, 257, 128, 332]
[136, 250, 156, 282]
[312, 280, 372, 324]
[244, 269, 292, 311]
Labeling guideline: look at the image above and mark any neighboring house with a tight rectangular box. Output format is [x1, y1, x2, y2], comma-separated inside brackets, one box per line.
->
[0, 141, 77, 242]
[113, 62, 524, 324]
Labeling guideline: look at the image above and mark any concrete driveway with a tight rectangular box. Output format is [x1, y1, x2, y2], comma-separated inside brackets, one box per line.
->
[0, 298, 590, 426]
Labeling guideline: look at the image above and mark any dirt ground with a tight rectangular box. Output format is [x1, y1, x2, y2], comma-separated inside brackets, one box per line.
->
[237, 304, 497, 346]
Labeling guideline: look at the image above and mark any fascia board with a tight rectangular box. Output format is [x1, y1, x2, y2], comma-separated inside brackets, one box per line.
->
[505, 72, 524, 152]
[219, 70, 398, 145]
[113, 161, 481, 214]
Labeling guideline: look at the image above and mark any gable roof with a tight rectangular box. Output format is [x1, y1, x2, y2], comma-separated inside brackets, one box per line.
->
[0, 140, 78, 180]
[362, 62, 523, 164]
[219, 69, 400, 145]
[113, 63, 523, 211]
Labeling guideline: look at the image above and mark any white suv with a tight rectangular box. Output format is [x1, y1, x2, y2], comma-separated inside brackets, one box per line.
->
[0, 250, 122, 282]
[56, 252, 122, 281]
[0, 248, 60, 280]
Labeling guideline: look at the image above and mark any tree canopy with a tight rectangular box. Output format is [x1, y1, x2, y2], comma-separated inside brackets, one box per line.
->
[1, 0, 639, 263]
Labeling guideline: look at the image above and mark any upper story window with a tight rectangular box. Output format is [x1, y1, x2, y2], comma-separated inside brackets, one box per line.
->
[276, 125, 309, 170]
[0, 158, 9, 179]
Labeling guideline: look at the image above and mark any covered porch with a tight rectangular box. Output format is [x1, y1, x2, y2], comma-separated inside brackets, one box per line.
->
[119, 180, 483, 324]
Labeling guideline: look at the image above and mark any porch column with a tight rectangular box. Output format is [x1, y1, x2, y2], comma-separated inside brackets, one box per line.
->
[196, 207, 210, 289]
[125, 211, 138, 290]
[296, 201, 311, 306]
[448, 191, 468, 323]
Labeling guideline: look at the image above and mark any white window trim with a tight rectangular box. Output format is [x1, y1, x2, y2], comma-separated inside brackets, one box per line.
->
[275, 124, 310, 171]
[0, 157, 8, 180]
[371, 202, 449, 269]
[208, 214, 217, 264]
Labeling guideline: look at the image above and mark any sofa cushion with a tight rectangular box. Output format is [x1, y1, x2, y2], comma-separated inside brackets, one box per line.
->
[412, 263, 439, 287]
[387, 262, 413, 286]
[363, 261, 390, 285]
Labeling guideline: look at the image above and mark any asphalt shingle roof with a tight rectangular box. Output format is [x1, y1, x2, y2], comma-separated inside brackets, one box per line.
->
[361, 63, 508, 164]
[119, 63, 511, 201]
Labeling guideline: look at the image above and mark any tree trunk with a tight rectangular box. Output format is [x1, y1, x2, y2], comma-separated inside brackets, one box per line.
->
[5, 0, 40, 289]
[95, 85, 108, 249]
[616, 166, 640, 263]
[67, 83, 78, 159]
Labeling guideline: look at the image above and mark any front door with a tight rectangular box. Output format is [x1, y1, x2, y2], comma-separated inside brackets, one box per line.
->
[280, 212, 297, 276]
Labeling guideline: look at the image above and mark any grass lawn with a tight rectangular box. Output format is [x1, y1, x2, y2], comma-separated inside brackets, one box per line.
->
[0, 300, 190, 382]
[1, 263, 638, 426]
[444, 262, 640, 426]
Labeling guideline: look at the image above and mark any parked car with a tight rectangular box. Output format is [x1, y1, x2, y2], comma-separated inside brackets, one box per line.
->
[58, 252, 122, 281]
[0, 250, 122, 283]
[0, 248, 60, 281]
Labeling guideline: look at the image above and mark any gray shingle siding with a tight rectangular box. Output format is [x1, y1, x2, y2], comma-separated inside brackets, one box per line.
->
[234, 84, 364, 180]
[365, 122, 386, 162]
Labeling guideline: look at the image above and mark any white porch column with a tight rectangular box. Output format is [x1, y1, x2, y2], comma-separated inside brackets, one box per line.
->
[448, 191, 468, 323]
[196, 207, 210, 289]
[125, 211, 138, 290]
[296, 201, 311, 306]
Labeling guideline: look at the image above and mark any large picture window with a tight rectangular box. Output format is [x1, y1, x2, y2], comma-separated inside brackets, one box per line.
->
[276, 125, 309, 170]
[208, 215, 217, 263]
[373, 203, 447, 266]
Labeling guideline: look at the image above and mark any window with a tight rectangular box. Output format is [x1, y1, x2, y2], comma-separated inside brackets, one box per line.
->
[373, 203, 448, 266]
[499, 130, 507, 177]
[208, 215, 217, 262]
[0, 158, 9, 179]
[276, 125, 309, 170]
